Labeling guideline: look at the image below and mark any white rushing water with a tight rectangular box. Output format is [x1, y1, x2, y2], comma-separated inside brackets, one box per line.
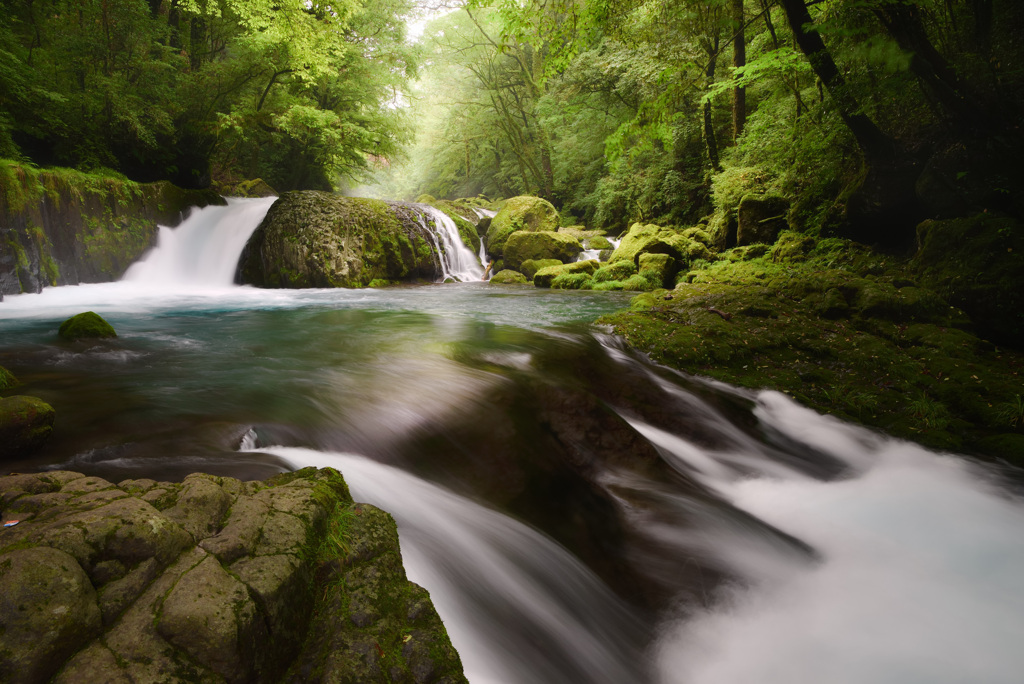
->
[122, 197, 276, 287]
[646, 392, 1024, 684]
[253, 447, 647, 684]
[411, 204, 485, 282]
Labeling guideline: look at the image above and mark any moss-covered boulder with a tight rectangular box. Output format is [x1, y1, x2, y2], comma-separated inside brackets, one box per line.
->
[489, 269, 529, 284]
[520, 258, 561, 280]
[0, 467, 466, 683]
[484, 195, 559, 257]
[237, 191, 441, 288]
[638, 253, 677, 289]
[213, 178, 278, 198]
[594, 260, 637, 283]
[609, 223, 713, 268]
[737, 194, 790, 246]
[913, 213, 1024, 348]
[0, 395, 55, 459]
[0, 365, 16, 390]
[503, 231, 582, 271]
[586, 235, 614, 250]
[551, 273, 594, 290]
[534, 260, 599, 288]
[58, 311, 117, 341]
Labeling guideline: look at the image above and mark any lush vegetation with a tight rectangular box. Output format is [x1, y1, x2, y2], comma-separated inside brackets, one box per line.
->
[0, 0, 416, 190]
[372, 0, 1023, 248]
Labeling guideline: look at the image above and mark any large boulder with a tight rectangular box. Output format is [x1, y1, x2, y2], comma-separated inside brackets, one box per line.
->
[0, 395, 55, 458]
[0, 467, 466, 683]
[484, 196, 560, 257]
[520, 258, 562, 280]
[237, 191, 440, 288]
[489, 269, 529, 284]
[609, 223, 713, 268]
[737, 194, 790, 246]
[534, 260, 599, 288]
[503, 231, 582, 271]
[58, 311, 117, 341]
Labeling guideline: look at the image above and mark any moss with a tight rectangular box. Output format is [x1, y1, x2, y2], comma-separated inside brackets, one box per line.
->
[533, 260, 598, 288]
[594, 260, 637, 283]
[609, 222, 714, 267]
[484, 195, 559, 256]
[551, 273, 593, 290]
[503, 230, 582, 270]
[0, 366, 17, 390]
[592, 279, 625, 291]
[599, 255, 1024, 461]
[58, 311, 118, 341]
[489, 269, 529, 284]
[520, 258, 561, 280]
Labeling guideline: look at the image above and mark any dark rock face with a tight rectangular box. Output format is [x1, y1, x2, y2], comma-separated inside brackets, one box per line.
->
[0, 165, 225, 297]
[0, 467, 466, 683]
[0, 395, 55, 459]
[237, 191, 442, 288]
[58, 311, 118, 341]
[736, 194, 790, 246]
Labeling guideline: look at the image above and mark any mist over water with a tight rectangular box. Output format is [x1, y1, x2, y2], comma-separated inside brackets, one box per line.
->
[2, 200, 1024, 683]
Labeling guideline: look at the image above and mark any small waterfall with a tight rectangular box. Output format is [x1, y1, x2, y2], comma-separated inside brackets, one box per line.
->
[410, 204, 485, 282]
[578, 237, 622, 263]
[122, 197, 275, 287]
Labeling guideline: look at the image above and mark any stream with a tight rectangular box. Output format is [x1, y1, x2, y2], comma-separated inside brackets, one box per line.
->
[2, 199, 1023, 683]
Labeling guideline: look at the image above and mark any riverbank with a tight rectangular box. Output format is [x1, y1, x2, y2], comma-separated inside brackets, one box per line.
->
[0, 466, 465, 683]
[599, 225, 1024, 467]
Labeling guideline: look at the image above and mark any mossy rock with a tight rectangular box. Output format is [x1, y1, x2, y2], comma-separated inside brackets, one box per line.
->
[638, 252, 677, 289]
[58, 311, 117, 341]
[534, 260, 598, 288]
[503, 231, 582, 271]
[484, 196, 559, 257]
[489, 269, 529, 284]
[551, 273, 593, 290]
[0, 365, 17, 390]
[622, 274, 655, 291]
[609, 223, 713, 268]
[237, 191, 440, 288]
[520, 258, 562, 280]
[737, 194, 790, 246]
[0, 395, 55, 458]
[585, 235, 614, 250]
[770, 231, 816, 263]
[594, 261, 637, 283]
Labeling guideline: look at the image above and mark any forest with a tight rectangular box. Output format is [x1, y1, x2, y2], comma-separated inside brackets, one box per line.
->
[2, 0, 1022, 250]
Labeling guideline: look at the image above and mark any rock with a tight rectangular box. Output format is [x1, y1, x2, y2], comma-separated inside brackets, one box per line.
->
[551, 273, 593, 290]
[593, 260, 637, 283]
[737, 194, 790, 246]
[214, 178, 278, 197]
[609, 223, 713, 268]
[0, 546, 102, 684]
[770, 231, 816, 263]
[586, 235, 614, 250]
[489, 269, 529, 284]
[534, 260, 599, 288]
[58, 311, 117, 341]
[237, 191, 440, 288]
[484, 196, 560, 257]
[0, 395, 55, 458]
[503, 230, 582, 271]
[0, 467, 464, 683]
[520, 258, 561, 280]
[638, 253, 677, 289]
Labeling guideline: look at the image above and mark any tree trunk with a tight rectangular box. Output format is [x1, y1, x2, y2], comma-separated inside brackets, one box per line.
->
[731, 0, 746, 142]
[703, 38, 722, 172]
[778, 0, 893, 163]
[874, 1, 988, 133]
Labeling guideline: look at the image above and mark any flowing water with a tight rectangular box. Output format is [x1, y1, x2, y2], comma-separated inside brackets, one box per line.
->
[2, 200, 1023, 683]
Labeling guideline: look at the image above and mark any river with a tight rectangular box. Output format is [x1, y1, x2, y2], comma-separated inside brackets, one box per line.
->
[1, 198, 1023, 683]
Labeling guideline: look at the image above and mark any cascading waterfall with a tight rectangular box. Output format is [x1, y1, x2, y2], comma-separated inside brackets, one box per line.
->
[122, 197, 276, 288]
[410, 204, 485, 282]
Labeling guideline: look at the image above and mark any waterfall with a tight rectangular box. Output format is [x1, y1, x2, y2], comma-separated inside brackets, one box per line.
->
[122, 197, 276, 287]
[410, 204, 485, 282]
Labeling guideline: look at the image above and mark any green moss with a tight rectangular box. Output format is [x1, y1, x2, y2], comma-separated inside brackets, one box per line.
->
[594, 260, 637, 283]
[484, 195, 559, 256]
[489, 269, 529, 284]
[0, 366, 17, 390]
[58, 311, 118, 341]
[551, 273, 593, 290]
[533, 259, 598, 288]
[520, 258, 561, 280]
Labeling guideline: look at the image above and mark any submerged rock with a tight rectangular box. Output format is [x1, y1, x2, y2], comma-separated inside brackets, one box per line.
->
[58, 311, 117, 341]
[0, 467, 466, 683]
[237, 191, 441, 288]
[0, 395, 55, 459]
[484, 196, 560, 257]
